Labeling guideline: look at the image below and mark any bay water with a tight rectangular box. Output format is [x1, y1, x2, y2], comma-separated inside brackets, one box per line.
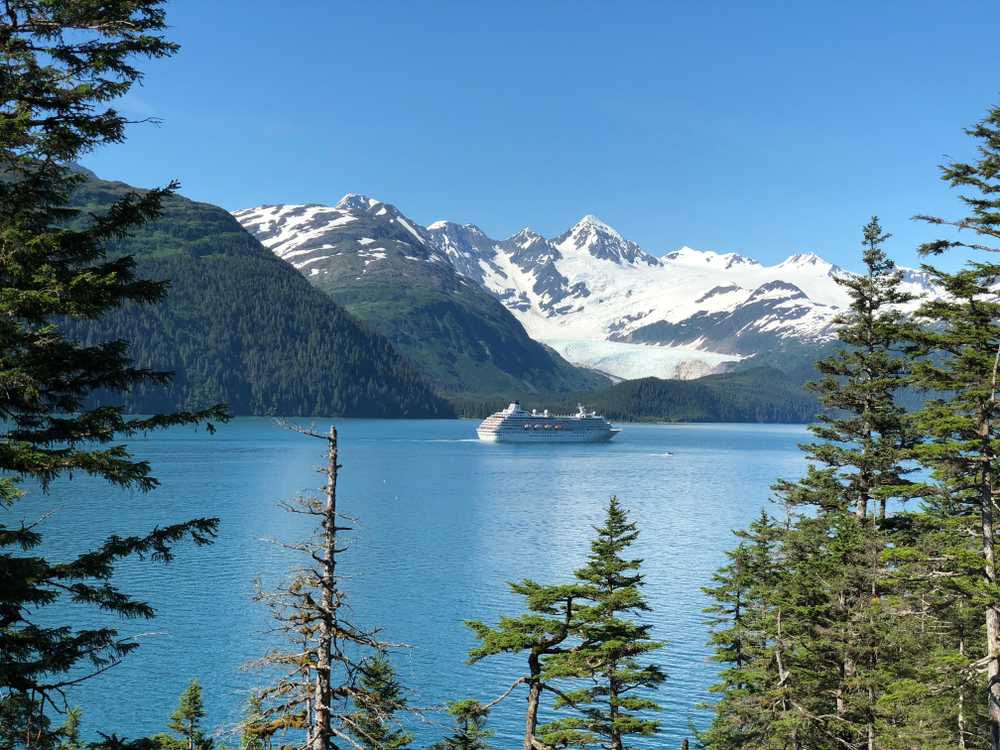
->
[21, 418, 809, 747]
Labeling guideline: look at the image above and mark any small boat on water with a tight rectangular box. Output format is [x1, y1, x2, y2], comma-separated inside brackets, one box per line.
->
[476, 401, 620, 443]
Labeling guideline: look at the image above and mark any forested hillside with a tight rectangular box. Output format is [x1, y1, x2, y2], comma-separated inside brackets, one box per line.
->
[446, 366, 820, 422]
[64, 177, 452, 418]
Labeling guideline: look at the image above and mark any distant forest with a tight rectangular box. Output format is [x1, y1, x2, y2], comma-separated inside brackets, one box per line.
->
[444, 366, 822, 423]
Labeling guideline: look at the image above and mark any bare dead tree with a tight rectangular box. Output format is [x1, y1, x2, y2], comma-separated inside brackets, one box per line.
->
[245, 422, 414, 750]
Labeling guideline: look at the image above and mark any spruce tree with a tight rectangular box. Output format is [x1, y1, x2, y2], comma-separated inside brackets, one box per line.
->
[0, 2, 228, 745]
[802, 216, 917, 520]
[699, 512, 790, 750]
[348, 654, 414, 750]
[542, 497, 665, 750]
[426, 701, 493, 750]
[906, 100, 1000, 750]
[465, 580, 590, 750]
[903, 265, 1000, 749]
[153, 680, 213, 750]
[701, 220, 921, 749]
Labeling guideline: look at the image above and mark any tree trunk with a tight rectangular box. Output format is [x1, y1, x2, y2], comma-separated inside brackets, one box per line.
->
[836, 661, 846, 716]
[960, 633, 967, 749]
[980, 413, 1000, 750]
[610, 673, 622, 750]
[313, 426, 339, 750]
[867, 685, 875, 750]
[524, 650, 543, 750]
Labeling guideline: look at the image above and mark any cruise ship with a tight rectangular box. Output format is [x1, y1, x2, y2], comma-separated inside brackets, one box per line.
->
[476, 402, 621, 443]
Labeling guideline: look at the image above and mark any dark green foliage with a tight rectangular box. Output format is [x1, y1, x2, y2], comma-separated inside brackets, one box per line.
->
[541, 498, 665, 750]
[426, 701, 493, 750]
[906, 102, 1000, 748]
[63, 178, 452, 418]
[901, 264, 1000, 748]
[0, 1, 230, 745]
[914, 102, 1000, 257]
[348, 654, 414, 750]
[699, 222, 955, 748]
[466, 579, 591, 749]
[322, 277, 610, 396]
[464, 499, 665, 750]
[445, 366, 820, 423]
[285, 207, 610, 397]
[151, 680, 213, 750]
[800, 216, 917, 519]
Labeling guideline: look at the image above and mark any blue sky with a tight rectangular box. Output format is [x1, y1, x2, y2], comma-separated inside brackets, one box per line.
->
[85, 0, 1000, 271]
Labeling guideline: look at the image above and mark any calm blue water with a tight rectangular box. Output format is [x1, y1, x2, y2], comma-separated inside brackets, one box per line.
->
[18, 418, 808, 747]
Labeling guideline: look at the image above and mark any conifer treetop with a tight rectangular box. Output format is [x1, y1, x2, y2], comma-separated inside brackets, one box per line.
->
[915, 103, 1000, 256]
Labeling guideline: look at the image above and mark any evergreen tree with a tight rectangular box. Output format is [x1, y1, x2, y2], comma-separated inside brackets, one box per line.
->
[906, 100, 1000, 750]
[699, 512, 790, 750]
[542, 497, 665, 750]
[802, 216, 917, 520]
[701, 220, 923, 748]
[348, 654, 414, 750]
[465, 580, 590, 750]
[903, 265, 1000, 749]
[152, 680, 213, 750]
[426, 701, 493, 750]
[57, 708, 84, 750]
[0, 2, 228, 746]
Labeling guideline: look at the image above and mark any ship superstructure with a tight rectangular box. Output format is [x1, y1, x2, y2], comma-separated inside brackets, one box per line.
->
[476, 402, 621, 443]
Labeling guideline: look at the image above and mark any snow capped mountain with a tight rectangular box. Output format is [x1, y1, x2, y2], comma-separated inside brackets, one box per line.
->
[551, 215, 660, 267]
[663, 247, 761, 270]
[421, 216, 941, 379]
[234, 196, 943, 383]
[233, 198, 448, 283]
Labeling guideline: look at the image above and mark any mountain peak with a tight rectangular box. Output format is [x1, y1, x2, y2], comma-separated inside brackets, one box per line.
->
[336, 194, 381, 211]
[554, 216, 657, 267]
[779, 252, 825, 267]
[575, 214, 623, 240]
[507, 228, 547, 248]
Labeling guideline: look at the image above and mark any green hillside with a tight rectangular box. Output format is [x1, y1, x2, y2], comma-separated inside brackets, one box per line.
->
[64, 178, 452, 418]
[321, 275, 610, 395]
[447, 366, 821, 423]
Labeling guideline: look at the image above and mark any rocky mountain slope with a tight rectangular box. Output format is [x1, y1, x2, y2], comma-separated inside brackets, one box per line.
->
[233, 198, 610, 395]
[237, 196, 940, 382]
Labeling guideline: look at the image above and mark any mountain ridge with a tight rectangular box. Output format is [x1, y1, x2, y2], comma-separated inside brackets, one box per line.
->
[234, 194, 943, 383]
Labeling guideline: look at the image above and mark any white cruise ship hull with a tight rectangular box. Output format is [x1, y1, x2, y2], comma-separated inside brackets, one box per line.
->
[477, 428, 619, 443]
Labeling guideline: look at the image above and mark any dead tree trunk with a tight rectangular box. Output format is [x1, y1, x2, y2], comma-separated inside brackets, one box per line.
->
[312, 426, 338, 750]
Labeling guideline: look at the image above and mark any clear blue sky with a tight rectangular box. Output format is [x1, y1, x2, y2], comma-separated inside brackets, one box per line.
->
[84, 0, 1000, 272]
